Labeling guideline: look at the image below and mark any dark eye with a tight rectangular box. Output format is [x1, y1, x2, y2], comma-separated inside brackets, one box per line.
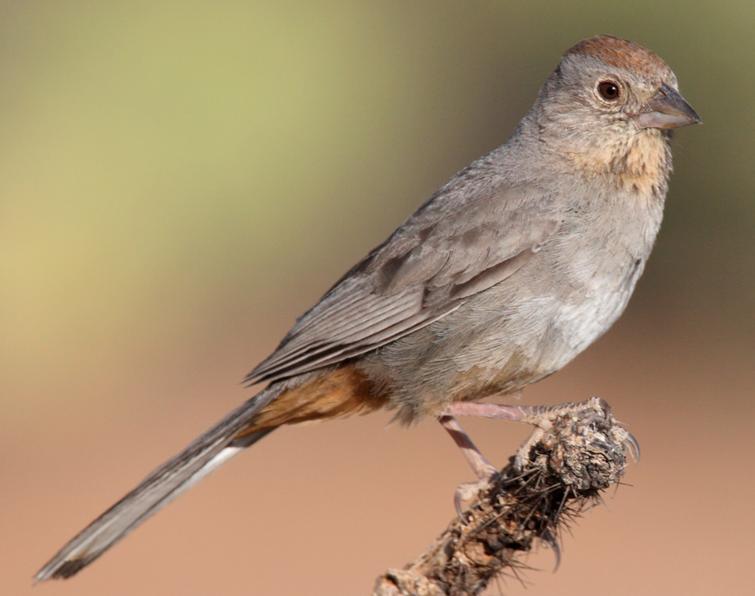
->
[597, 80, 621, 101]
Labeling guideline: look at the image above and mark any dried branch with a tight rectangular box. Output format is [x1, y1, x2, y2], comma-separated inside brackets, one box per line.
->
[373, 397, 637, 596]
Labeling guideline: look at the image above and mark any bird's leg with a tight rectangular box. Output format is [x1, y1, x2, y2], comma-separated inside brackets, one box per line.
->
[439, 398, 639, 513]
[438, 414, 498, 514]
[438, 415, 497, 479]
[443, 398, 640, 469]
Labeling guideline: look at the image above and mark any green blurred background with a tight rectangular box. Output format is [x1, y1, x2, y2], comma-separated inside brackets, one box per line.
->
[2, 2, 753, 595]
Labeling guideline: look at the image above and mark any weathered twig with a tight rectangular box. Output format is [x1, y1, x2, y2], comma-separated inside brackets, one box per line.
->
[374, 397, 636, 596]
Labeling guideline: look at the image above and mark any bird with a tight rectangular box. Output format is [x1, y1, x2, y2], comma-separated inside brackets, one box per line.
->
[35, 34, 700, 581]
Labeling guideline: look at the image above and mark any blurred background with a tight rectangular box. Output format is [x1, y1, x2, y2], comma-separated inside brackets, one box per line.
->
[2, 1, 753, 595]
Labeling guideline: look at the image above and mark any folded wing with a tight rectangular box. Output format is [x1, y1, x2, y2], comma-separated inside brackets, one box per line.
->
[246, 178, 559, 385]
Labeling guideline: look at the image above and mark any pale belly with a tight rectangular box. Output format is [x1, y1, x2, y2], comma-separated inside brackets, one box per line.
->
[360, 249, 647, 422]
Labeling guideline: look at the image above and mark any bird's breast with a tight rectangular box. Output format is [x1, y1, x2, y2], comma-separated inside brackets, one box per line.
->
[542, 191, 663, 364]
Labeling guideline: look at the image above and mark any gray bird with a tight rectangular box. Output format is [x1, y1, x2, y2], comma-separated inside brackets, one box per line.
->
[36, 34, 700, 581]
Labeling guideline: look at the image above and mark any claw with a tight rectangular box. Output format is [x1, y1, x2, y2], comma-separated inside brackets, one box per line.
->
[623, 428, 641, 463]
[454, 477, 493, 516]
[613, 419, 640, 463]
[541, 528, 561, 571]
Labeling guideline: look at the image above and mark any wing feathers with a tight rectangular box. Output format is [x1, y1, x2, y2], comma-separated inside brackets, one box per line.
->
[246, 289, 423, 383]
[245, 178, 560, 385]
[258, 304, 462, 382]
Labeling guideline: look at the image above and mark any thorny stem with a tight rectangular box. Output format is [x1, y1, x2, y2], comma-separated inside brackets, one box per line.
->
[373, 397, 636, 596]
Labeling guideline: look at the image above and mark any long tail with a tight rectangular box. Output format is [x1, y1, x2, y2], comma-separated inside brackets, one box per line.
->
[34, 386, 281, 582]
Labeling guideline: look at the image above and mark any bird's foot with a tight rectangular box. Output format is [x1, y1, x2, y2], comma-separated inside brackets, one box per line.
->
[504, 397, 640, 469]
[453, 476, 495, 516]
[441, 397, 639, 475]
[438, 414, 499, 514]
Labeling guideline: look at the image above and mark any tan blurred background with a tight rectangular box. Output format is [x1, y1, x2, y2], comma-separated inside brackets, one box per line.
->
[2, 1, 753, 595]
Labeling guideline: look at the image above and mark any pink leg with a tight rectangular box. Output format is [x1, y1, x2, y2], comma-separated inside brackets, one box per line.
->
[438, 414, 498, 514]
[438, 415, 497, 479]
[442, 398, 640, 470]
[443, 401, 532, 422]
[437, 402, 537, 484]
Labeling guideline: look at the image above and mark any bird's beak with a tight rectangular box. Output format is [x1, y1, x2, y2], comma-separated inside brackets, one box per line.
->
[635, 84, 702, 129]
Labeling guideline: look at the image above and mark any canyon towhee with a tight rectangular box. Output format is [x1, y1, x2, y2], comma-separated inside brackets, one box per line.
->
[36, 34, 700, 581]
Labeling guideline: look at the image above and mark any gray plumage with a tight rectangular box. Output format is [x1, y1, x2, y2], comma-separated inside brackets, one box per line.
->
[35, 35, 699, 582]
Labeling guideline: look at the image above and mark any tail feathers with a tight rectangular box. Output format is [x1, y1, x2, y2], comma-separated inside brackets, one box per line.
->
[34, 389, 279, 582]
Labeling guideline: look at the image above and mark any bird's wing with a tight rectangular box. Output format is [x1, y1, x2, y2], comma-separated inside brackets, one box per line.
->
[245, 176, 559, 385]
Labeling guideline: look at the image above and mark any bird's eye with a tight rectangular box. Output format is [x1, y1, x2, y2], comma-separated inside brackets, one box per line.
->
[597, 80, 621, 101]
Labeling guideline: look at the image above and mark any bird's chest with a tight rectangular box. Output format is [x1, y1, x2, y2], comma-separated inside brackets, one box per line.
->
[550, 253, 642, 355]
[545, 194, 663, 358]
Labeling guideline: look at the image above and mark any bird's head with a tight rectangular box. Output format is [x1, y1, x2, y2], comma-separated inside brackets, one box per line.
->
[531, 35, 701, 191]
